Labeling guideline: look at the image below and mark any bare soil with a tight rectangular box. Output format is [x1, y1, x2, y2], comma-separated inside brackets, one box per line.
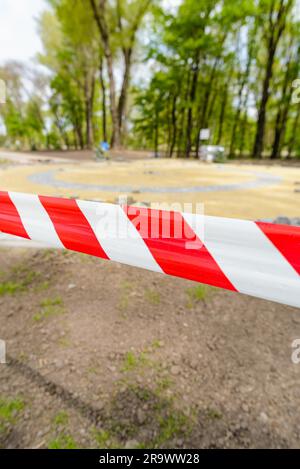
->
[0, 248, 300, 449]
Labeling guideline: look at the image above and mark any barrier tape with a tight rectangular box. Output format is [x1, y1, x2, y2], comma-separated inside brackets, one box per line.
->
[0, 190, 299, 308]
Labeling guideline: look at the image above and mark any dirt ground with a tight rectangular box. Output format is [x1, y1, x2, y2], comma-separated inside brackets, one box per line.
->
[1, 247, 300, 449]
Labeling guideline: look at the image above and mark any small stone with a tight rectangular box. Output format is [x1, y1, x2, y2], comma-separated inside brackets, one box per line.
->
[259, 412, 269, 424]
[137, 408, 146, 425]
[125, 439, 139, 449]
[171, 365, 181, 376]
[274, 216, 291, 225]
[189, 359, 198, 370]
[292, 312, 300, 324]
[107, 365, 116, 373]
[242, 403, 249, 413]
[67, 283, 76, 290]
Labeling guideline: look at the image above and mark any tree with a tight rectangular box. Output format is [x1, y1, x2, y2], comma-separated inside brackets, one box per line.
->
[252, 0, 294, 158]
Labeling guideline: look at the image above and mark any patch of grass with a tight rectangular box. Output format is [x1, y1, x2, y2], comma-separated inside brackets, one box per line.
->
[35, 281, 50, 292]
[0, 265, 44, 296]
[93, 384, 195, 450]
[0, 397, 25, 433]
[57, 336, 71, 348]
[186, 284, 213, 308]
[11, 265, 41, 287]
[117, 281, 135, 313]
[144, 288, 161, 305]
[33, 296, 64, 322]
[0, 282, 24, 295]
[53, 411, 69, 426]
[118, 295, 129, 313]
[40, 297, 63, 307]
[121, 281, 135, 290]
[207, 408, 223, 420]
[151, 339, 163, 350]
[155, 376, 173, 393]
[87, 366, 98, 375]
[48, 433, 78, 449]
[0, 398, 24, 422]
[121, 351, 149, 372]
[93, 429, 117, 449]
[154, 412, 190, 447]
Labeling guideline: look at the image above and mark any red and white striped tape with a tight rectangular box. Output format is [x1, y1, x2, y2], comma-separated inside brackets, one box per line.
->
[0, 191, 299, 308]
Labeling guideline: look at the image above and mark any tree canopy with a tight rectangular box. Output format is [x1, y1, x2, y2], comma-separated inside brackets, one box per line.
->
[0, 0, 299, 159]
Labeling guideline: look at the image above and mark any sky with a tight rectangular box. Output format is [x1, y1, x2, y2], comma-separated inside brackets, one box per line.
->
[0, 0, 47, 64]
[0, 0, 181, 66]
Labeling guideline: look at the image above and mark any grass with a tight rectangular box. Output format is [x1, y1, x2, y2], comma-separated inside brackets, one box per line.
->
[0, 398, 24, 422]
[115, 385, 192, 449]
[53, 411, 69, 426]
[48, 433, 78, 449]
[91, 382, 195, 450]
[93, 429, 118, 449]
[144, 288, 161, 305]
[11, 265, 41, 287]
[57, 336, 71, 348]
[33, 297, 64, 322]
[0, 397, 25, 433]
[186, 284, 213, 308]
[35, 281, 50, 292]
[0, 265, 44, 296]
[154, 412, 190, 447]
[207, 408, 223, 420]
[0, 282, 24, 295]
[155, 376, 173, 393]
[48, 411, 78, 449]
[117, 281, 135, 313]
[121, 351, 149, 372]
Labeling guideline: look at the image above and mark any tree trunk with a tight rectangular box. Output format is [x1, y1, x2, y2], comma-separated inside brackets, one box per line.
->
[252, 45, 276, 158]
[216, 83, 229, 145]
[84, 75, 95, 149]
[252, 0, 292, 158]
[154, 106, 159, 158]
[177, 66, 190, 157]
[169, 94, 177, 157]
[185, 53, 200, 157]
[90, 0, 120, 147]
[229, 37, 254, 157]
[118, 48, 132, 141]
[99, 57, 107, 142]
[287, 107, 300, 158]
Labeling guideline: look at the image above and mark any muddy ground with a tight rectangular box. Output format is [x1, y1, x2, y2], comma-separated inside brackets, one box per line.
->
[0, 247, 300, 449]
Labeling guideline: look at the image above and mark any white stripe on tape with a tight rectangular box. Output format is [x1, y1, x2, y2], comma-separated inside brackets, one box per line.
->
[183, 213, 299, 306]
[9, 192, 64, 248]
[77, 200, 163, 273]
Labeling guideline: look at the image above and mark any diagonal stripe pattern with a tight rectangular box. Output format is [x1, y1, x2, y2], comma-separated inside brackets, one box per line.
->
[0, 190, 299, 308]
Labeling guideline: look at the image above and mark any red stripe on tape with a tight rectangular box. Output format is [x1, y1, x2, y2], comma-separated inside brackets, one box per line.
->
[257, 221, 300, 275]
[39, 196, 109, 259]
[125, 206, 236, 291]
[0, 191, 29, 239]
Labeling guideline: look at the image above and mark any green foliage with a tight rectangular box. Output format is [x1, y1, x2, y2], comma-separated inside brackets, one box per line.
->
[144, 288, 161, 305]
[0, 282, 24, 295]
[1, 0, 299, 157]
[33, 297, 64, 322]
[48, 433, 78, 449]
[186, 284, 214, 308]
[0, 398, 25, 433]
[0, 398, 24, 422]
[121, 351, 149, 372]
[53, 411, 69, 426]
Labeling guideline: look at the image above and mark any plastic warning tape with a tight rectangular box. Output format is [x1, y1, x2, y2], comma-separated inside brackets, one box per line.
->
[0, 191, 299, 308]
